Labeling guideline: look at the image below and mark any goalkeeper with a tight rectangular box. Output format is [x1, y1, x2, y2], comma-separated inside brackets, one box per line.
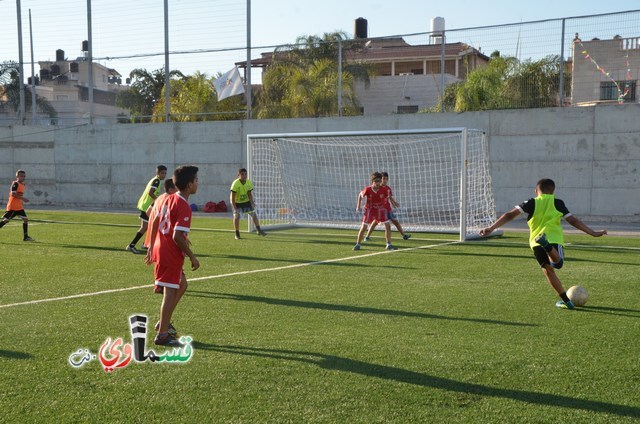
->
[354, 172, 396, 251]
[230, 168, 267, 239]
[364, 172, 411, 242]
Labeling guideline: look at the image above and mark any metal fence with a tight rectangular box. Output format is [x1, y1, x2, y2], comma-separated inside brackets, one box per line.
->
[1, 2, 639, 125]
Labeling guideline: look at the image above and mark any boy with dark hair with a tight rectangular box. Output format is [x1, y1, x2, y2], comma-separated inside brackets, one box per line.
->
[480, 178, 607, 309]
[127, 165, 167, 254]
[354, 172, 396, 251]
[364, 171, 410, 242]
[230, 168, 266, 239]
[0, 169, 34, 241]
[145, 165, 199, 346]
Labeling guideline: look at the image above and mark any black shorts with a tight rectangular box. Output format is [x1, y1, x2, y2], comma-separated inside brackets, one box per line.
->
[139, 211, 150, 222]
[532, 244, 564, 267]
[234, 201, 254, 214]
[2, 209, 27, 220]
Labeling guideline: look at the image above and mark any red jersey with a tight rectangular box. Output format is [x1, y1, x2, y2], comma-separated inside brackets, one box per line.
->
[151, 193, 192, 269]
[361, 185, 391, 210]
[7, 180, 25, 211]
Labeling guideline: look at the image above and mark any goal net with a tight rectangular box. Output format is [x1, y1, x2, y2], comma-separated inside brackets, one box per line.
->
[247, 128, 498, 240]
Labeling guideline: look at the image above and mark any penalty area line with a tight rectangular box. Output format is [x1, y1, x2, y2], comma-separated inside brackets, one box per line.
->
[0, 241, 460, 310]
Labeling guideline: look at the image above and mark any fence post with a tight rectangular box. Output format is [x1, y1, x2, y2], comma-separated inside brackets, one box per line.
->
[338, 39, 343, 117]
[440, 30, 446, 113]
[559, 18, 566, 107]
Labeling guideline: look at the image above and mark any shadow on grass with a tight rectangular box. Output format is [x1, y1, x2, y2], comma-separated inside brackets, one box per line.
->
[429, 249, 640, 267]
[577, 305, 640, 318]
[187, 291, 535, 327]
[0, 349, 33, 360]
[192, 342, 640, 419]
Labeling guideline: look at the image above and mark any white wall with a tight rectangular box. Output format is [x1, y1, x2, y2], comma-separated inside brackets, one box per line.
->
[0, 104, 638, 221]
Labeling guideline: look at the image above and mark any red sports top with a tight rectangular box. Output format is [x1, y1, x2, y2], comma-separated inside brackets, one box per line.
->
[151, 193, 192, 268]
[361, 185, 391, 210]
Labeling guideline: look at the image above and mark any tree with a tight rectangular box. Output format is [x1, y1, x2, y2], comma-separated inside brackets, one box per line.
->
[0, 61, 57, 122]
[426, 55, 570, 113]
[256, 32, 371, 118]
[151, 71, 244, 122]
[116, 68, 184, 122]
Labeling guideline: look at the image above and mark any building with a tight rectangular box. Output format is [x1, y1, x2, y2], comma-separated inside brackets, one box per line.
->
[32, 47, 129, 125]
[236, 18, 489, 116]
[571, 35, 640, 105]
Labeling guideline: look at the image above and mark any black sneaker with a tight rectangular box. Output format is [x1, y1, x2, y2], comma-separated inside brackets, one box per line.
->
[154, 333, 183, 347]
[23, 236, 35, 242]
[257, 229, 267, 236]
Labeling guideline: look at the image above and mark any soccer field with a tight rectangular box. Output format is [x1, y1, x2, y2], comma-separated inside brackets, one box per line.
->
[1, 210, 639, 423]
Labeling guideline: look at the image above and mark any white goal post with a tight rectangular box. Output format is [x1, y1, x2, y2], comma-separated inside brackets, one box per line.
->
[246, 128, 499, 241]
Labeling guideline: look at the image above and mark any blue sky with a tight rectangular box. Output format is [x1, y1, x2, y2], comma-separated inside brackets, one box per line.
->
[0, 0, 634, 81]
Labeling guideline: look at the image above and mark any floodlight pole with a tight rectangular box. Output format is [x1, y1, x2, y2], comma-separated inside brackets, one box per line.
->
[164, 0, 170, 122]
[16, 0, 26, 125]
[29, 9, 36, 125]
[246, 0, 252, 119]
[86, 0, 94, 124]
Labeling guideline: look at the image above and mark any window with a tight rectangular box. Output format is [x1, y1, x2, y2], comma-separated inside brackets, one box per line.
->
[395, 61, 423, 75]
[600, 80, 636, 102]
[397, 105, 419, 114]
[56, 95, 69, 101]
[374, 63, 392, 76]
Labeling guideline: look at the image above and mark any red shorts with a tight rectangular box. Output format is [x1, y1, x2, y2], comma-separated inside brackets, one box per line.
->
[363, 208, 389, 225]
[154, 262, 186, 290]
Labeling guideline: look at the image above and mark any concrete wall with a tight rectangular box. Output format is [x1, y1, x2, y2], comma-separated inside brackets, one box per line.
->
[0, 104, 638, 221]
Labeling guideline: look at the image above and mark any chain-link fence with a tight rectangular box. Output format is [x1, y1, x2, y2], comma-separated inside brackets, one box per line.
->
[1, 3, 639, 125]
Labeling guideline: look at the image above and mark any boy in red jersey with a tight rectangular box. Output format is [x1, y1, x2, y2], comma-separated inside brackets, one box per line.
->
[364, 171, 410, 242]
[145, 166, 200, 346]
[0, 169, 34, 241]
[354, 172, 396, 251]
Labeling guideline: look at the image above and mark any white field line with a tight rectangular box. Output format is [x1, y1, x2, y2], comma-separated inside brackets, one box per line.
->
[0, 241, 460, 310]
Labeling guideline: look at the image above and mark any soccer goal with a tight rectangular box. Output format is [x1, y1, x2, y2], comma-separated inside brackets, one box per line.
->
[247, 128, 498, 241]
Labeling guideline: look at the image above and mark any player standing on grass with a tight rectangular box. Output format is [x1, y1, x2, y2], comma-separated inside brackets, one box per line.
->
[480, 178, 607, 309]
[354, 172, 396, 251]
[230, 168, 266, 239]
[127, 165, 167, 254]
[145, 165, 199, 346]
[364, 171, 410, 242]
[0, 169, 34, 241]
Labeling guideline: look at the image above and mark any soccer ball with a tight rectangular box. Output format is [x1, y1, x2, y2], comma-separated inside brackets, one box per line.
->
[567, 285, 589, 307]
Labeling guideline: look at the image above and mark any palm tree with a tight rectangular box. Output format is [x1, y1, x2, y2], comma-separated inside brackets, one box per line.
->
[256, 31, 371, 118]
[116, 68, 184, 122]
[152, 71, 244, 122]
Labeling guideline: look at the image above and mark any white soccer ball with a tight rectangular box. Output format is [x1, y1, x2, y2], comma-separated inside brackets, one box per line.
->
[567, 285, 589, 307]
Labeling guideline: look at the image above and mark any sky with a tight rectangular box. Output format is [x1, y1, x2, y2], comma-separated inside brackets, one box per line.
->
[0, 0, 636, 83]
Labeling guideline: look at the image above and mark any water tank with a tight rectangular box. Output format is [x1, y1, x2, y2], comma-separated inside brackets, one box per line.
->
[50, 64, 60, 76]
[69, 62, 79, 73]
[354, 17, 368, 39]
[431, 16, 445, 34]
[430, 17, 445, 44]
[56, 49, 65, 62]
[82, 40, 89, 52]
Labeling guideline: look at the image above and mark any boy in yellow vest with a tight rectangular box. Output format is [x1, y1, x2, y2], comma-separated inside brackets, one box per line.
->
[127, 165, 167, 254]
[480, 178, 607, 309]
[0, 169, 34, 241]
